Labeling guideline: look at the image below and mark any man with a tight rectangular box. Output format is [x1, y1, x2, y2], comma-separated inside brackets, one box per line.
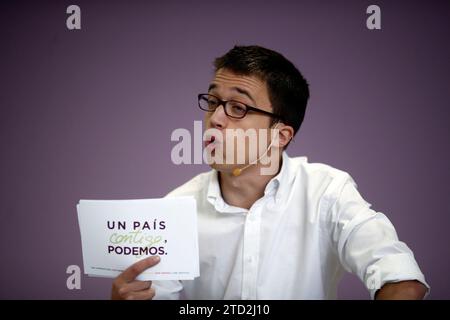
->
[111, 45, 429, 300]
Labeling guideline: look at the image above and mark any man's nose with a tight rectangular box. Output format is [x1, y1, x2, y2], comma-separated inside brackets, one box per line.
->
[208, 105, 228, 129]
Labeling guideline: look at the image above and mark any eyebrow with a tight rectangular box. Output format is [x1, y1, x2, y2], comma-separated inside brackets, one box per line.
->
[208, 83, 256, 105]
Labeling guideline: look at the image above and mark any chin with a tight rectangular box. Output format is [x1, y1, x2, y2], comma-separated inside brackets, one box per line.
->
[208, 162, 232, 172]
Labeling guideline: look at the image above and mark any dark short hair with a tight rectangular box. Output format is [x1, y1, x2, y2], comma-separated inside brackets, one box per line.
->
[214, 45, 310, 136]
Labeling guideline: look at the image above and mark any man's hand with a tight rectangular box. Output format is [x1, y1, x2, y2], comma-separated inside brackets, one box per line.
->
[111, 255, 160, 300]
[375, 280, 428, 300]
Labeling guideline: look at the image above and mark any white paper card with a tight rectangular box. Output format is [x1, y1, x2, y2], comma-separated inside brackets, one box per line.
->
[76, 196, 199, 280]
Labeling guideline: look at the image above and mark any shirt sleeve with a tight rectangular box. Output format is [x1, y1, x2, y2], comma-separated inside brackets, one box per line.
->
[152, 280, 183, 300]
[324, 173, 430, 299]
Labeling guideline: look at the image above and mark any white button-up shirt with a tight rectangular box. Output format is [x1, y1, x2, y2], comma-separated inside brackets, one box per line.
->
[153, 152, 429, 299]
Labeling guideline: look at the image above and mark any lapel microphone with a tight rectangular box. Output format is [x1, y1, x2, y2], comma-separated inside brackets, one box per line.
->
[232, 123, 281, 177]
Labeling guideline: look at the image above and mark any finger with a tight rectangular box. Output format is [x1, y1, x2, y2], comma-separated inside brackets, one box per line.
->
[121, 256, 161, 282]
[118, 280, 152, 296]
[125, 287, 156, 300]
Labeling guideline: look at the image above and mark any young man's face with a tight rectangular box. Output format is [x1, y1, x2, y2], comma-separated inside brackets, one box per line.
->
[204, 68, 277, 173]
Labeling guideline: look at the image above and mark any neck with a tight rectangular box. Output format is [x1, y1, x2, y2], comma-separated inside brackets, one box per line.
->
[218, 155, 283, 210]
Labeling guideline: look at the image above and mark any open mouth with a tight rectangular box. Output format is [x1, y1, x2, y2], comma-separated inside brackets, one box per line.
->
[205, 135, 216, 148]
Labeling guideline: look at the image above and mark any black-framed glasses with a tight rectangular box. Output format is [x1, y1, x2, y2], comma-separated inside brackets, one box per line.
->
[198, 93, 283, 120]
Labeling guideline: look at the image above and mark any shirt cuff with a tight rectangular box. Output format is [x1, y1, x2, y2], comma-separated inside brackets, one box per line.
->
[366, 253, 430, 299]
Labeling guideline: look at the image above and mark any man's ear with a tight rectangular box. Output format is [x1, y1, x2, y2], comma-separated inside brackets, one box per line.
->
[276, 123, 294, 148]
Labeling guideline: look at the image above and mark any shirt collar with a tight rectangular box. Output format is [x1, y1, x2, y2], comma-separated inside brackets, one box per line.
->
[206, 151, 297, 213]
[264, 151, 297, 203]
[206, 169, 246, 213]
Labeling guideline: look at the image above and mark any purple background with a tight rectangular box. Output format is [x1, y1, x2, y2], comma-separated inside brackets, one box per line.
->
[1, 0, 449, 299]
